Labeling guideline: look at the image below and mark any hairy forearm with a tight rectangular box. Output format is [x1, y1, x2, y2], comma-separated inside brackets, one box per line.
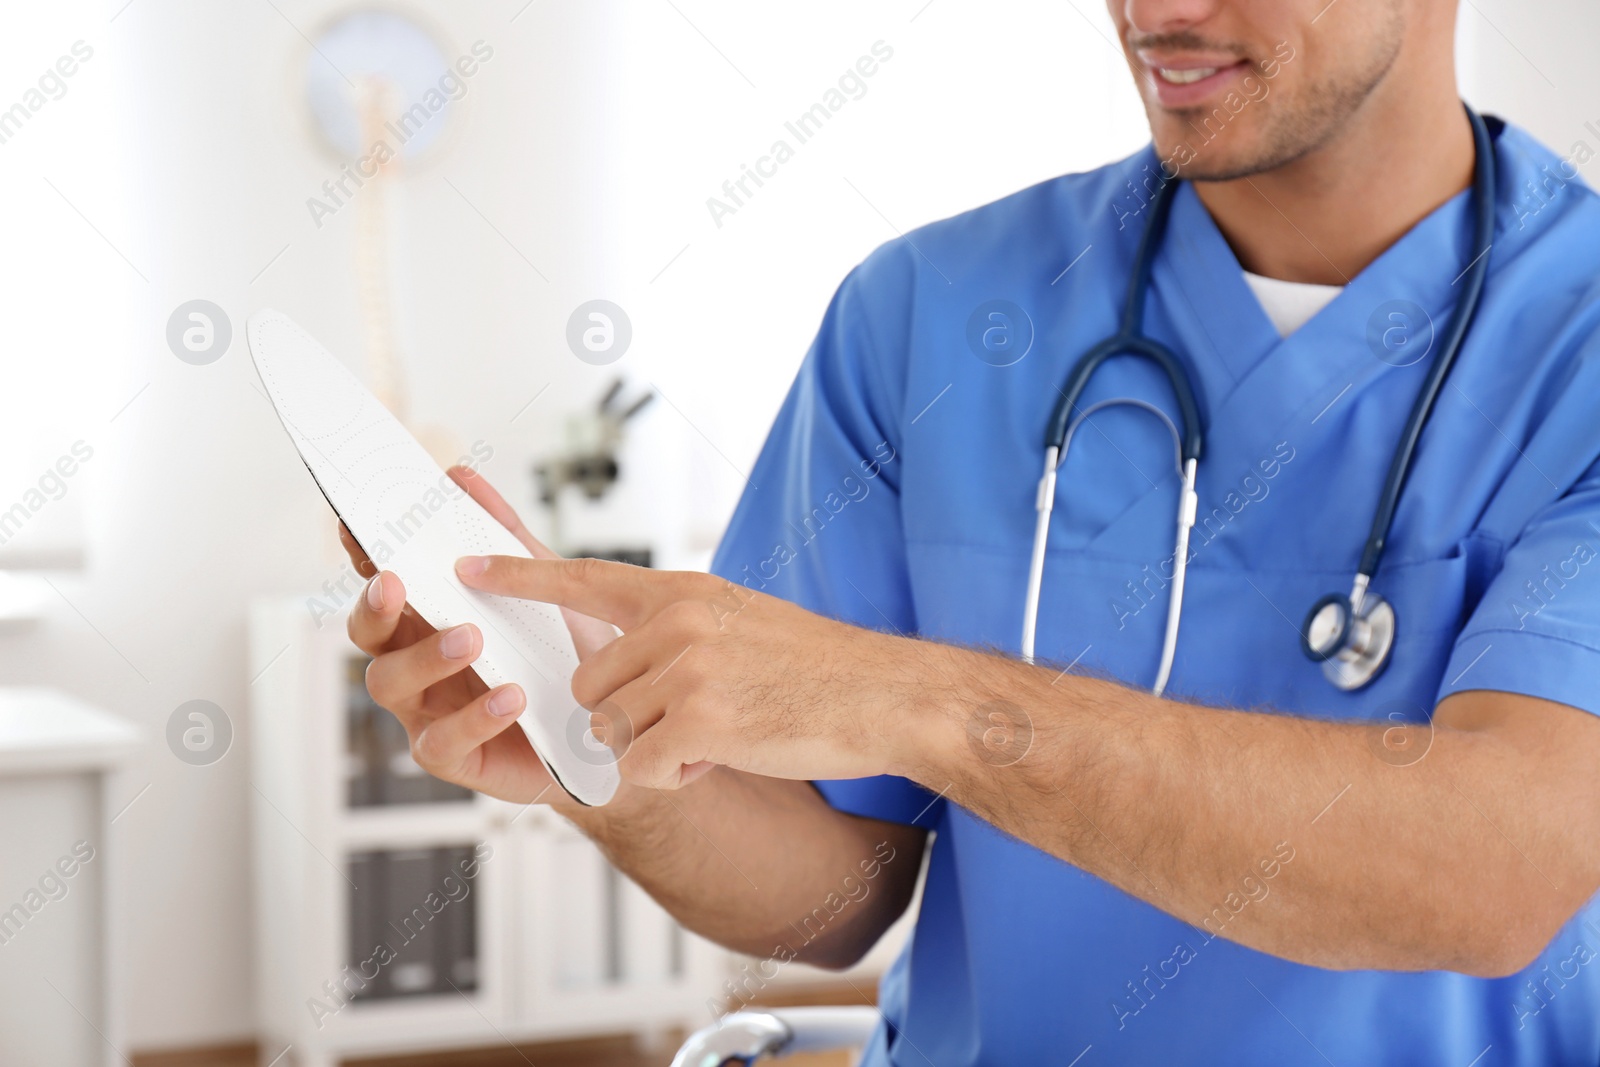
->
[892, 643, 1598, 976]
[559, 768, 923, 968]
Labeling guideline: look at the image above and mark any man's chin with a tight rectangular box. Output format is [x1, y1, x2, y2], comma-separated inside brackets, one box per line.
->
[1168, 153, 1274, 183]
[1150, 127, 1302, 184]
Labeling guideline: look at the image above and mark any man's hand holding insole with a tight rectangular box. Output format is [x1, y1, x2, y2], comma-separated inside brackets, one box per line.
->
[341, 465, 622, 807]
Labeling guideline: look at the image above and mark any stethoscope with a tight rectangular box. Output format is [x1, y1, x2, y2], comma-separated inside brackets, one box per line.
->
[1023, 104, 1497, 695]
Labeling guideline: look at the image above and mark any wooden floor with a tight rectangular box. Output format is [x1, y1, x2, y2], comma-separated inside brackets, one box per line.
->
[131, 1036, 853, 1067]
[132, 986, 872, 1067]
[347, 1036, 852, 1067]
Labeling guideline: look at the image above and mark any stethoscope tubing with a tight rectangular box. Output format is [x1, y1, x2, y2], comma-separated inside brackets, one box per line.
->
[1022, 400, 1198, 696]
[1353, 106, 1497, 585]
[1024, 104, 1497, 694]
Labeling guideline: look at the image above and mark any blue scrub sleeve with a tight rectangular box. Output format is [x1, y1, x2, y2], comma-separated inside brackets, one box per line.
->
[1438, 458, 1600, 715]
[709, 250, 945, 829]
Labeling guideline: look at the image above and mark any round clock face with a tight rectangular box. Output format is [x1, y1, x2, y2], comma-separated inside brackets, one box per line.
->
[304, 9, 456, 163]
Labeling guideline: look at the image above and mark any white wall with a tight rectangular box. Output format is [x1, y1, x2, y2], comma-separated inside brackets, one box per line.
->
[609, 0, 1147, 549]
[2, 0, 1592, 1052]
[1458, 0, 1600, 186]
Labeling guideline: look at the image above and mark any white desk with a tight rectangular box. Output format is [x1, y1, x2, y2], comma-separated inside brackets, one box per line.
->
[0, 688, 139, 1067]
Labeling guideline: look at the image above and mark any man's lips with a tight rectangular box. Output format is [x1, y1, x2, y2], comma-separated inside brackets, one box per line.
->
[1139, 57, 1254, 108]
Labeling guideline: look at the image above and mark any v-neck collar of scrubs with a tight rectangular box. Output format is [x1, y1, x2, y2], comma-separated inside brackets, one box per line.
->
[1076, 162, 1485, 564]
[1155, 170, 1479, 469]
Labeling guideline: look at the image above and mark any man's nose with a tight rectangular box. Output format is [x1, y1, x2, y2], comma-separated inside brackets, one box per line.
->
[1115, 0, 1224, 38]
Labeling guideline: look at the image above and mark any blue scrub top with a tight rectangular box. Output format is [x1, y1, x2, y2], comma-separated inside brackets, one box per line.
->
[710, 119, 1600, 1065]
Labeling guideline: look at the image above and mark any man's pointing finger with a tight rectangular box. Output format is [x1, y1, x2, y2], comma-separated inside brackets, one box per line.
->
[455, 555, 666, 632]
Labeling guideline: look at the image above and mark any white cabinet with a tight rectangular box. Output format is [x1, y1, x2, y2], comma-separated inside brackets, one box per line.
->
[0, 689, 138, 1067]
[247, 599, 720, 1067]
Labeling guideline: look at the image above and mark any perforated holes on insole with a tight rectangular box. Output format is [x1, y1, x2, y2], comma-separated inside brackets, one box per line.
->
[453, 507, 570, 662]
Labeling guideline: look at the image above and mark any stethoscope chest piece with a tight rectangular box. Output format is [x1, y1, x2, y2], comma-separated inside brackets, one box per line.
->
[1302, 585, 1396, 691]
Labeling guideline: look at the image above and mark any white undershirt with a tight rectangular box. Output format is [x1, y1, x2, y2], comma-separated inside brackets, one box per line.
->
[1242, 270, 1344, 338]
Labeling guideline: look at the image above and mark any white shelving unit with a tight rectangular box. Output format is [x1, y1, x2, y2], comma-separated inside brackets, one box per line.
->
[247, 598, 723, 1067]
[0, 689, 138, 1067]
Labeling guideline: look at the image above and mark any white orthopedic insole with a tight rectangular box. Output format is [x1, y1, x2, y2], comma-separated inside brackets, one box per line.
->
[249, 309, 619, 806]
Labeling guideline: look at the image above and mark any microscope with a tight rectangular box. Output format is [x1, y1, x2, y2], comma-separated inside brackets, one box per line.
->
[533, 378, 655, 565]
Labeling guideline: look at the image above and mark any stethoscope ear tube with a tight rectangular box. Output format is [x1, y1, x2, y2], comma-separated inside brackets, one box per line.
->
[1020, 446, 1061, 665]
[1021, 416, 1198, 697]
[1026, 176, 1205, 689]
[1151, 457, 1199, 698]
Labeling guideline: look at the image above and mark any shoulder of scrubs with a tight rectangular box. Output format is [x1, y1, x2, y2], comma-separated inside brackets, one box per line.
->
[708, 143, 1160, 608]
[1436, 121, 1600, 715]
[708, 231, 929, 825]
[708, 157, 1149, 825]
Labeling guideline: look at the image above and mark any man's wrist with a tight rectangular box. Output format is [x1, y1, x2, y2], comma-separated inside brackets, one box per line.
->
[880, 641, 993, 786]
[884, 641, 1066, 796]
